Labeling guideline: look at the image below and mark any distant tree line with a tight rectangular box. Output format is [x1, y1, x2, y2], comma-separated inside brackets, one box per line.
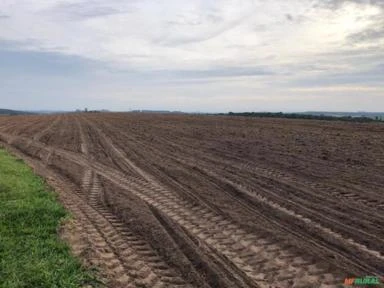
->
[0, 109, 34, 116]
[218, 112, 384, 123]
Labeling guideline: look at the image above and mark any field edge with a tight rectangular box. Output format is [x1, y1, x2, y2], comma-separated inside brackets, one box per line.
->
[0, 146, 100, 288]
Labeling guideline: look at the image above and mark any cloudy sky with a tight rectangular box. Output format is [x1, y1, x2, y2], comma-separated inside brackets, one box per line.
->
[0, 0, 383, 112]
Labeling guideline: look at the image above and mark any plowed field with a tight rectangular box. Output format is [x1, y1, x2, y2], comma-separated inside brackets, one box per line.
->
[0, 113, 383, 288]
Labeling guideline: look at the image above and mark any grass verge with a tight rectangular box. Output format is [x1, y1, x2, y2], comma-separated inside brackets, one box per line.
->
[0, 148, 96, 288]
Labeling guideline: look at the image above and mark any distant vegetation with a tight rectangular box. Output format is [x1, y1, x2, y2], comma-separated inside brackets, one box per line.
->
[0, 109, 34, 116]
[220, 112, 384, 123]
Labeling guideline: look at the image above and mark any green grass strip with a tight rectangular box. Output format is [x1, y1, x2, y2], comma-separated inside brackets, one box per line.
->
[0, 149, 96, 288]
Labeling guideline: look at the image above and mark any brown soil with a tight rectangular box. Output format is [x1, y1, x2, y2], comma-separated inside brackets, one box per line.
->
[1, 113, 383, 288]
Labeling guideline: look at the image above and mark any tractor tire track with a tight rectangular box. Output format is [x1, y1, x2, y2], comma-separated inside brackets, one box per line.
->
[2, 113, 383, 288]
[0, 131, 347, 287]
[33, 115, 62, 142]
[90, 123, 384, 264]
[82, 171, 192, 288]
[78, 116, 140, 177]
[138, 130, 384, 248]
[68, 119, 196, 288]
[101, 170, 346, 288]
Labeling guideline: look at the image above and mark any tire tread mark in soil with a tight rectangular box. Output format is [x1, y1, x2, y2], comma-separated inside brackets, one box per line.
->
[240, 161, 384, 210]
[0, 131, 344, 287]
[94, 126, 383, 269]
[1, 126, 380, 287]
[145, 127, 383, 212]
[149, 132, 384, 251]
[1, 131, 192, 287]
[187, 162, 384, 261]
[83, 169, 193, 288]
[33, 115, 62, 142]
[96, 169, 346, 288]
[76, 116, 89, 155]
[22, 156, 135, 288]
[80, 116, 141, 177]
[151, 129, 383, 214]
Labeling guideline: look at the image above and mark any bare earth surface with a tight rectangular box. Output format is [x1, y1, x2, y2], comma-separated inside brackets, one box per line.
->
[0, 113, 383, 288]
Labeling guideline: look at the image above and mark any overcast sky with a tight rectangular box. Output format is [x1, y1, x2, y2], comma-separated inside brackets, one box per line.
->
[0, 0, 383, 112]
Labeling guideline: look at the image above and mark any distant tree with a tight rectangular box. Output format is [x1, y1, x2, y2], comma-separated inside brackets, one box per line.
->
[220, 112, 383, 123]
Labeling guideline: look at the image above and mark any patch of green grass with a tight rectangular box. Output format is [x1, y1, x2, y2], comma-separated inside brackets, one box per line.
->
[0, 149, 96, 288]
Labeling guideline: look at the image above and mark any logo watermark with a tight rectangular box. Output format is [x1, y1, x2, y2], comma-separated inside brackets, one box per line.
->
[344, 276, 383, 286]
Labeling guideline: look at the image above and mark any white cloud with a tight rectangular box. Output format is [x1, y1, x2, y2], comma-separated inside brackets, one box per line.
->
[0, 0, 381, 68]
[0, 0, 383, 111]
